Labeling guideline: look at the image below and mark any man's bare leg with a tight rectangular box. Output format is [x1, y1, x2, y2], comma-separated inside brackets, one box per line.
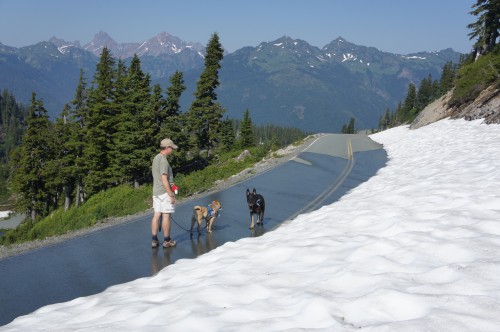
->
[161, 213, 176, 247]
[151, 212, 162, 247]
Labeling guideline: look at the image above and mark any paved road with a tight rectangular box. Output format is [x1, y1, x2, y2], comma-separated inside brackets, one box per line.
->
[0, 134, 386, 326]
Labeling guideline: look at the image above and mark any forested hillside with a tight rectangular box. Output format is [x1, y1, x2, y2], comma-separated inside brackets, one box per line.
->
[0, 90, 27, 202]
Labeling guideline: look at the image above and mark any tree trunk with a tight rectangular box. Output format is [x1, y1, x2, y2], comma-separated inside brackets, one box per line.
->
[75, 181, 82, 207]
[64, 185, 72, 211]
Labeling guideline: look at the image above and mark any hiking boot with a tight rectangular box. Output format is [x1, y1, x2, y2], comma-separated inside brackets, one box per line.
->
[162, 239, 176, 248]
[152, 239, 159, 248]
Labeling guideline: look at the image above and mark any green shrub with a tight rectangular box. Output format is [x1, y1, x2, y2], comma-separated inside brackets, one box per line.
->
[451, 51, 500, 106]
[1, 185, 151, 245]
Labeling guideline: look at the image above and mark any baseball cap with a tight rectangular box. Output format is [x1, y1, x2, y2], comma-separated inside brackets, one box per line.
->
[160, 138, 178, 149]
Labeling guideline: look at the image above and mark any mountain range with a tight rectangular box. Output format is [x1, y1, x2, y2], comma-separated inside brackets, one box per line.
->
[0, 31, 462, 132]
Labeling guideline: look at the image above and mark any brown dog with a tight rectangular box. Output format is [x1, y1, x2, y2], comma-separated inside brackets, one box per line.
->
[190, 200, 222, 235]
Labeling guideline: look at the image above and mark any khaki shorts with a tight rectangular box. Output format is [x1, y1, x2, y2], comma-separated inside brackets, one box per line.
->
[153, 193, 175, 213]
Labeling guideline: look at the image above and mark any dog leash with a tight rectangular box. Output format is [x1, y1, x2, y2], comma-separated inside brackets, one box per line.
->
[169, 216, 196, 232]
[169, 215, 213, 233]
[162, 202, 222, 233]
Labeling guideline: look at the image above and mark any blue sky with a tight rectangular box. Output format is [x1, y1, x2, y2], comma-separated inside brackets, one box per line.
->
[0, 0, 474, 54]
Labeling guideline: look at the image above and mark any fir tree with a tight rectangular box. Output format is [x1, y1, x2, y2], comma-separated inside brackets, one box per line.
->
[347, 117, 356, 134]
[108, 59, 129, 184]
[49, 104, 75, 211]
[342, 117, 356, 134]
[130, 57, 155, 187]
[0, 90, 27, 200]
[238, 109, 254, 148]
[415, 75, 434, 112]
[83, 47, 116, 195]
[380, 108, 391, 130]
[11, 93, 54, 220]
[393, 102, 403, 126]
[187, 32, 225, 156]
[219, 117, 235, 152]
[165, 71, 185, 118]
[0, 89, 27, 161]
[401, 83, 417, 122]
[439, 61, 458, 95]
[111, 55, 152, 188]
[68, 70, 89, 206]
[432, 79, 440, 99]
[148, 84, 167, 153]
[468, 0, 500, 58]
[159, 71, 188, 168]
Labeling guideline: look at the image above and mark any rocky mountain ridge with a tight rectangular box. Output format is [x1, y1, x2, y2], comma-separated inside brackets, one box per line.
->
[49, 31, 206, 59]
[0, 32, 462, 132]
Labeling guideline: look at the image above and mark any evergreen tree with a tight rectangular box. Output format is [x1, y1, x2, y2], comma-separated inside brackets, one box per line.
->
[401, 83, 417, 122]
[238, 109, 254, 148]
[380, 108, 391, 130]
[415, 75, 434, 112]
[468, 0, 500, 58]
[393, 102, 403, 126]
[342, 117, 356, 133]
[83, 47, 116, 195]
[186, 33, 225, 156]
[159, 71, 188, 169]
[0, 90, 27, 200]
[219, 117, 235, 152]
[432, 79, 440, 99]
[252, 124, 307, 148]
[0, 89, 27, 161]
[165, 71, 185, 118]
[347, 117, 356, 134]
[108, 59, 129, 184]
[129, 57, 154, 187]
[439, 61, 458, 95]
[49, 104, 75, 211]
[11, 93, 54, 220]
[148, 84, 167, 153]
[68, 70, 89, 206]
[111, 55, 153, 188]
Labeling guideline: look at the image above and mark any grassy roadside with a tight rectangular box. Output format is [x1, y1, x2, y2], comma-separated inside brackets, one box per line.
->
[0, 141, 301, 246]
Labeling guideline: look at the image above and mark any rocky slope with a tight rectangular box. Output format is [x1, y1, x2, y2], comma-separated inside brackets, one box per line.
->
[410, 84, 500, 129]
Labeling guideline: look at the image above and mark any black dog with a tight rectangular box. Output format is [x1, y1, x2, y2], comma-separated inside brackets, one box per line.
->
[246, 188, 265, 229]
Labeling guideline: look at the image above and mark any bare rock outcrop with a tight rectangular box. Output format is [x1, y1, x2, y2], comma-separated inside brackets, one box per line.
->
[410, 92, 454, 129]
[449, 85, 500, 124]
[410, 84, 500, 129]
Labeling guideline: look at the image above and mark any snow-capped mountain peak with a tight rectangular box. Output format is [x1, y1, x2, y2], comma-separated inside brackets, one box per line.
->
[81, 31, 205, 58]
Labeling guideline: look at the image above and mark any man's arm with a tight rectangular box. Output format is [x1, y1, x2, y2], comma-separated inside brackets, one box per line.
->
[161, 173, 175, 198]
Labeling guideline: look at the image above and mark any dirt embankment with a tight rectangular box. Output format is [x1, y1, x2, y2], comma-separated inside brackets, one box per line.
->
[410, 85, 500, 129]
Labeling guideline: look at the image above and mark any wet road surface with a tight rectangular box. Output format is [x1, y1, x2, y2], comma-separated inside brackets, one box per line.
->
[0, 134, 386, 326]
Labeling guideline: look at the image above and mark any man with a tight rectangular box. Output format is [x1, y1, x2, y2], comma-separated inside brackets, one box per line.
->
[151, 138, 178, 248]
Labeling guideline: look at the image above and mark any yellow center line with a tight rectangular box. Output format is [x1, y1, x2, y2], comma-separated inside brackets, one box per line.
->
[287, 138, 354, 220]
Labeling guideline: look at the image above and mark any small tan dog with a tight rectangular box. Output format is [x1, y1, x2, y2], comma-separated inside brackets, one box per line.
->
[190, 200, 222, 236]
